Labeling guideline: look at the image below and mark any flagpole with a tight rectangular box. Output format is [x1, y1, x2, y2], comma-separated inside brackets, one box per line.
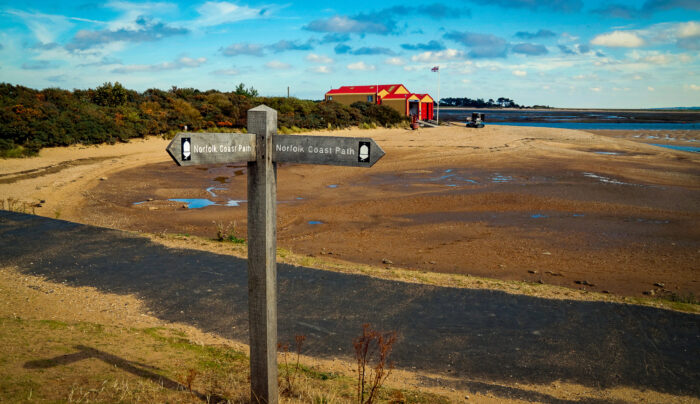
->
[437, 67, 440, 125]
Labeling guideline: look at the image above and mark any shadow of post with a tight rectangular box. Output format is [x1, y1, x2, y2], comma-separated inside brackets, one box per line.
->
[2, 211, 699, 399]
[24, 345, 227, 402]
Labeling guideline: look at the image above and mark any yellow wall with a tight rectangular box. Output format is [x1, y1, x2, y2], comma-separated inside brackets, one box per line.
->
[381, 99, 407, 116]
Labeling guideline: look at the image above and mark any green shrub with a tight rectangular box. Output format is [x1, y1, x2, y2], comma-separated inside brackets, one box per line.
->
[0, 83, 408, 157]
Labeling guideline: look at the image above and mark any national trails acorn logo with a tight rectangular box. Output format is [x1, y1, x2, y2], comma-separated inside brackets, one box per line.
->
[358, 141, 370, 163]
[182, 137, 191, 161]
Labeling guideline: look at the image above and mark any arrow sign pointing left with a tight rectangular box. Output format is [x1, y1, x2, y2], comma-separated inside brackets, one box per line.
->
[166, 132, 256, 166]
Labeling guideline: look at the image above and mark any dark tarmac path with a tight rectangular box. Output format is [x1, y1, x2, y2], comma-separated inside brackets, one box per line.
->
[1, 211, 698, 401]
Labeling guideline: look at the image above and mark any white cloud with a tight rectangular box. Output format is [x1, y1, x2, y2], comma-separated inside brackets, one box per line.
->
[560, 32, 580, 42]
[347, 61, 375, 71]
[411, 49, 464, 62]
[591, 31, 645, 48]
[384, 57, 405, 66]
[590, 87, 602, 92]
[627, 50, 692, 66]
[105, 1, 178, 30]
[211, 68, 239, 75]
[221, 43, 264, 56]
[112, 56, 206, 73]
[306, 53, 333, 64]
[6, 9, 75, 43]
[193, 1, 263, 27]
[308, 66, 332, 74]
[687, 84, 700, 91]
[677, 22, 700, 38]
[265, 60, 291, 69]
[573, 73, 598, 80]
[512, 69, 527, 77]
[178, 56, 206, 67]
[648, 86, 655, 91]
[305, 16, 389, 35]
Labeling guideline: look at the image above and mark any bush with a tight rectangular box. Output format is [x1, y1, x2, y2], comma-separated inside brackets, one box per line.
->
[0, 82, 407, 157]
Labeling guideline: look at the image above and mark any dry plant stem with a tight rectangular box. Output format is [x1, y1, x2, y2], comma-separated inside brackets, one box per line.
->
[277, 334, 306, 396]
[353, 324, 397, 404]
[277, 342, 291, 394]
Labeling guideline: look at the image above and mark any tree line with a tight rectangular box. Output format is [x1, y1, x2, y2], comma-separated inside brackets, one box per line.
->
[0, 82, 404, 157]
[439, 97, 550, 109]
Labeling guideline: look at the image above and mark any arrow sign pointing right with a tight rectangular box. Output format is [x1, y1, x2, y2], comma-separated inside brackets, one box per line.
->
[166, 132, 256, 166]
[273, 135, 385, 167]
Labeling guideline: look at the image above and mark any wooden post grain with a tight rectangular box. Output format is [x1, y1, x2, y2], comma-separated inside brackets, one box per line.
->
[246, 105, 278, 404]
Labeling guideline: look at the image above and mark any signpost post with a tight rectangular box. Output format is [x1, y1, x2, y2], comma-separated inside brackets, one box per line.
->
[166, 105, 385, 404]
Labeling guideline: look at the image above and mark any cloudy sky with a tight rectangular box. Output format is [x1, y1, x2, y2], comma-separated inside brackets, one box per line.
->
[1, 0, 699, 108]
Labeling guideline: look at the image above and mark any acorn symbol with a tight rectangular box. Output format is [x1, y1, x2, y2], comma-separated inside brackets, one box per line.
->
[182, 138, 191, 160]
[359, 144, 369, 161]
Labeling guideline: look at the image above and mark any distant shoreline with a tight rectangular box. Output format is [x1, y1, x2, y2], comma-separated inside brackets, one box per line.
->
[438, 106, 700, 113]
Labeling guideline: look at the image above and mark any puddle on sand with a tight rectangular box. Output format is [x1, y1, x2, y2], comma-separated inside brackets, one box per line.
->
[206, 186, 227, 197]
[530, 214, 548, 219]
[225, 200, 247, 207]
[491, 174, 513, 183]
[431, 174, 456, 181]
[593, 151, 624, 156]
[308, 220, 324, 225]
[169, 198, 217, 209]
[582, 172, 634, 186]
[213, 176, 228, 183]
[159, 198, 247, 209]
[633, 218, 670, 224]
[428, 169, 480, 186]
[327, 184, 338, 188]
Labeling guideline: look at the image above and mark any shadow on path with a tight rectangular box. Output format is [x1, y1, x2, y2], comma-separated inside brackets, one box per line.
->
[24, 345, 227, 403]
[1, 211, 698, 399]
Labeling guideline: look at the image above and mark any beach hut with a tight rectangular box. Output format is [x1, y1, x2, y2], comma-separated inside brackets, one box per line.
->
[325, 84, 434, 120]
[415, 94, 435, 121]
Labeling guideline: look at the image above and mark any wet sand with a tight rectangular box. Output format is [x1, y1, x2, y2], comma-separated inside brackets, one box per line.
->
[2, 126, 699, 298]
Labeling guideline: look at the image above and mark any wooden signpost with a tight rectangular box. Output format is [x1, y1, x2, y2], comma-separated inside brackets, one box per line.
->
[166, 105, 385, 404]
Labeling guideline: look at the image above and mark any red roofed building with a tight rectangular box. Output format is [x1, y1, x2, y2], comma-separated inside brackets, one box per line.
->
[325, 84, 434, 120]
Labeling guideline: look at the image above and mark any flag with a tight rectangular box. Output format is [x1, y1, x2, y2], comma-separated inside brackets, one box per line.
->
[431, 66, 439, 72]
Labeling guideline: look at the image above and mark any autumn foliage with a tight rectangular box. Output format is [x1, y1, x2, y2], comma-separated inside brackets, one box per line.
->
[0, 82, 405, 157]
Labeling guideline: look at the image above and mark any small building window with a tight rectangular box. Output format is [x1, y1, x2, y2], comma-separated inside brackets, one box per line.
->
[327, 96, 333, 101]
[367, 95, 373, 103]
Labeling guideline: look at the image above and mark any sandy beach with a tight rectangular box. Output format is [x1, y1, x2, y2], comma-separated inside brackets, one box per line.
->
[1, 125, 699, 299]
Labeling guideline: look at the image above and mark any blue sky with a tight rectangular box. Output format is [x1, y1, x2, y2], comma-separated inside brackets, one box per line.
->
[1, 0, 699, 108]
